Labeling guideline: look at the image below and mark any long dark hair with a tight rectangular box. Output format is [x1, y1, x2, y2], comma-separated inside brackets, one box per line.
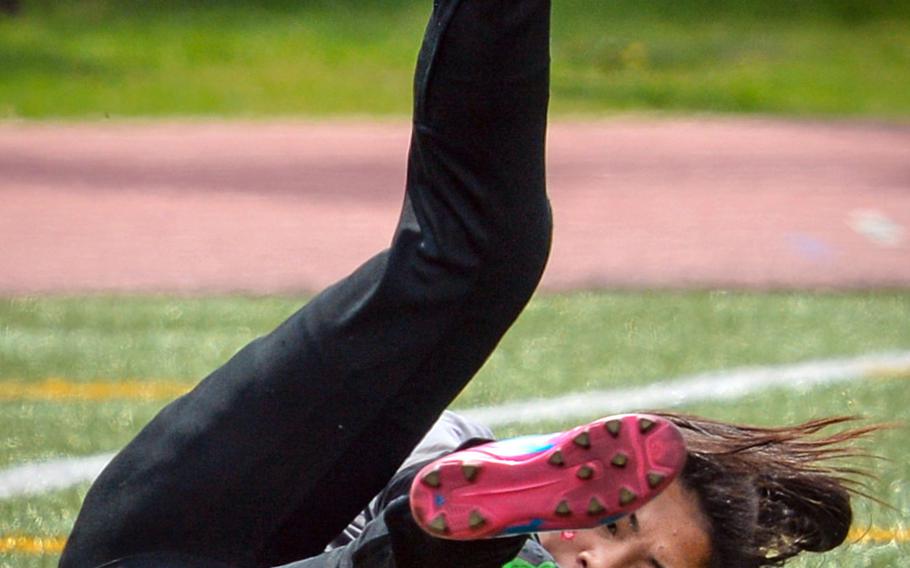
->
[655, 413, 881, 567]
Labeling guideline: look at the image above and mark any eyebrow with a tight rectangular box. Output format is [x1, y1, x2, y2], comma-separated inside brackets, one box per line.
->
[632, 516, 668, 568]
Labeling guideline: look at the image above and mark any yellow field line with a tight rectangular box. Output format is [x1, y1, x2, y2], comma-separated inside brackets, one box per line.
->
[1, 528, 907, 556]
[0, 378, 191, 402]
[1, 360, 908, 403]
[0, 535, 67, 555]
[848, 527, 910, 544]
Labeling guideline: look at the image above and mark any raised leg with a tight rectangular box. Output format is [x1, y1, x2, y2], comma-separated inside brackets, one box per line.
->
[61, 1, 551, 566]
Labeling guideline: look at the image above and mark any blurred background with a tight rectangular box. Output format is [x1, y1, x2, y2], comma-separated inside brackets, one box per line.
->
[1, 0, 909, 117]
[1, 1, 909, 566]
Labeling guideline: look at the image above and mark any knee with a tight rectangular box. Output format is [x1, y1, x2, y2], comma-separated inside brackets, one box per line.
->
[478, 193, 552, 299]
[397, 188, 551, 307]
[503, 191, 552, 265]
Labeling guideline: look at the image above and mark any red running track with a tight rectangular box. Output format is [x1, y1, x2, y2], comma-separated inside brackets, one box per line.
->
[1, 118, 908, 294]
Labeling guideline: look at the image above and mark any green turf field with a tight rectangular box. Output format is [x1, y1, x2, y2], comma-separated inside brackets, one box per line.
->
[1, 0, 909, 118]
[1, 292, 909, 566]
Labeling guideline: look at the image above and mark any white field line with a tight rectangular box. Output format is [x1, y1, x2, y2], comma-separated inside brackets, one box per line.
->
[0, 453, 116, 500]
[2, 351, 910, 501]
[461, 350, 910, 426]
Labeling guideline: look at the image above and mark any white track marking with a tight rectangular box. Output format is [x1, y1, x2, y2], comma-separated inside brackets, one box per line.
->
[2, 351, 910, 500]
[0, 453, 115, 499]
[848, 209, 906, 247]
[461, 351, 910, 427]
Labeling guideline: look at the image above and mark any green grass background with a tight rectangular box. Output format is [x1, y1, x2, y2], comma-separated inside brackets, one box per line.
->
[2, 1, 909, 565]
[1, 0, 909, 118]
[1, 293, 909, 566]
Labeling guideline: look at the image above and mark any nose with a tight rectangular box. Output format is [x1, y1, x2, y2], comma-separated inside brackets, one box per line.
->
[578, 542, 640, 568]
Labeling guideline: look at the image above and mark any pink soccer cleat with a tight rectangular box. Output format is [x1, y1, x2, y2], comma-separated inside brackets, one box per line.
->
[409, 413, 686, 540]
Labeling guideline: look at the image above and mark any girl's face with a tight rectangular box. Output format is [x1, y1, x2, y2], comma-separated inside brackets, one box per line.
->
[538, 481, 711, 568]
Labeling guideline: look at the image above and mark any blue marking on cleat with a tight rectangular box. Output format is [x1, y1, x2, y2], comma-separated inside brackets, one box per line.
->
[598, 513, 625, 525]
[486, 434, 555, 457]
[435, 494, 446, 506]
[501, 518, 544, 535]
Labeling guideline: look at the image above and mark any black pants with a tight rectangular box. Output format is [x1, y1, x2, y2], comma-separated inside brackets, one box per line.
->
[61, 1, 551, 566]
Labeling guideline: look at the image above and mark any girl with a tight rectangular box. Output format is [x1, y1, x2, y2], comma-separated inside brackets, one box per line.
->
[60, 1, 873, 567]
[295, 410, 873, 568]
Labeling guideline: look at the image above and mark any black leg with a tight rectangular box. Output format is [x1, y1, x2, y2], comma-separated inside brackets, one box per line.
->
[61, 1, 551, 566]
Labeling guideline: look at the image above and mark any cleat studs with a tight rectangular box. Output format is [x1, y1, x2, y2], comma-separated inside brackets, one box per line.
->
[549, 451, 565, 466]
[639, 418, 656, 434]
[605, 420, 622, 437]
[469, 510, 487, 529]
[462, 464, 480, 482]
[611, 453, 628, 468]
[428, 514, 449, 534]
[573, 431, 591, 448]
[555, 501, 572, 516]
[587, 497, 606, 515]
[619, 488, 638, 506]
[421, 470, 441, 488]
[576, 465, 595, 480]
[647, 472, 665, 488]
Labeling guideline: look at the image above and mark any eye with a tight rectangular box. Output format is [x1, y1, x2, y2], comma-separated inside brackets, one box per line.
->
[629, 513, 639, 532]
[605, 522, 618, 536]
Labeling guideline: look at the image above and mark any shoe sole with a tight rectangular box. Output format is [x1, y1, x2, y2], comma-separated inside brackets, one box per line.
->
[408, 413, 686, 540]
